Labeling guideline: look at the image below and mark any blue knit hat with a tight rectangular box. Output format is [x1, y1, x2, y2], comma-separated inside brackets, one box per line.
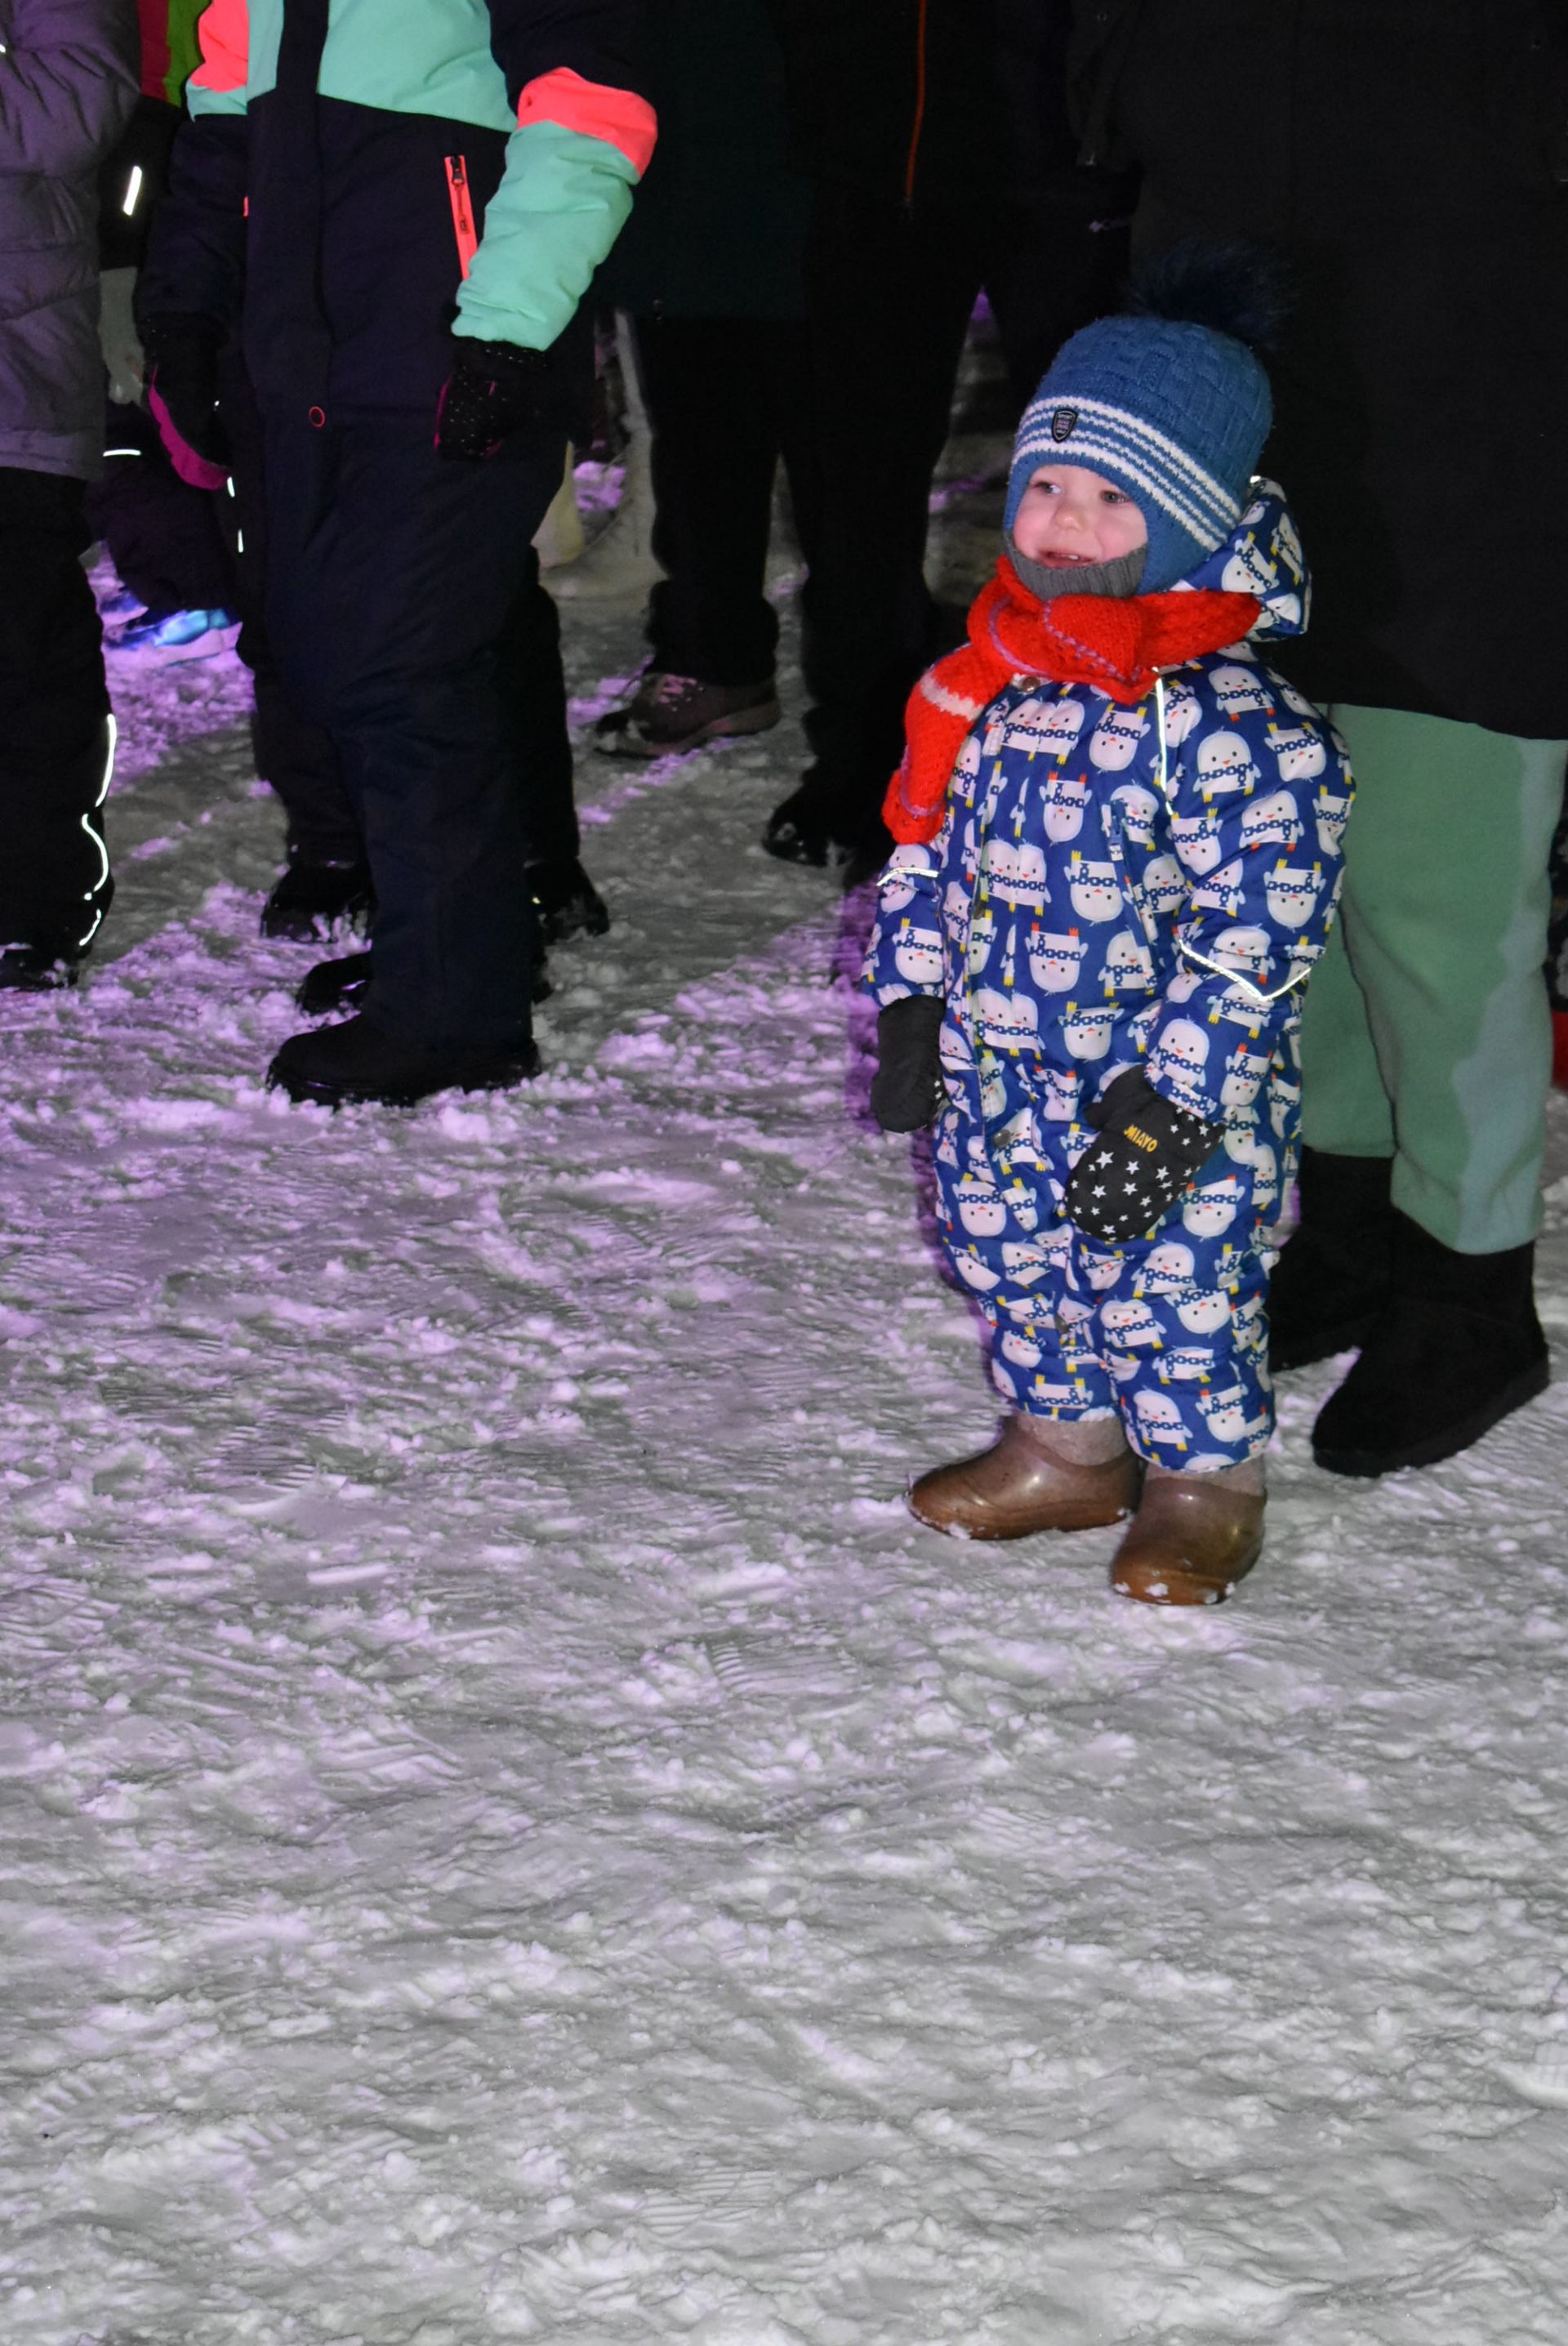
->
[1005, 309, 1273, 592]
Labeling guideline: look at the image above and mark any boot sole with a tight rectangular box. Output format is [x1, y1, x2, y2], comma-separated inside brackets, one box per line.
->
[1269, 1313, 1383, 1374]
[270, 1050, 541, 1109]
[1111, 1537, 1263, 1607]
[907, 1494, 1135, 1540]
[0, 967, 81, 993]
[296, 970, 550, 1017]
[595, 701, 780, 760]
[1312, 1355, 1551, 1477]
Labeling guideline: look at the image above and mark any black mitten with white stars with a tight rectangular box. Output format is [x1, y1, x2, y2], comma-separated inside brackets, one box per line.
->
[1065, 1067, 1225, 1246]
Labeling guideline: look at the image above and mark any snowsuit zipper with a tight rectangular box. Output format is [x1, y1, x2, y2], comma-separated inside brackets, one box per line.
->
[445, 154, 478, 279]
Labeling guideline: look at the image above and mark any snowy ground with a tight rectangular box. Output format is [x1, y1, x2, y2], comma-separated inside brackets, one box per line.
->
[4, 430, 1568, 2346]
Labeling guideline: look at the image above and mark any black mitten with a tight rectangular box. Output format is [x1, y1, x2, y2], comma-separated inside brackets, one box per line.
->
[1065, 1066, 1224, 1245]
[871, 996, 945, 1131]
[434, 336, 551, 461]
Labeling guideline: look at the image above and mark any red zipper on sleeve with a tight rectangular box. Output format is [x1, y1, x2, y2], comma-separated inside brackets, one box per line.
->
[445, 154, 479, 279]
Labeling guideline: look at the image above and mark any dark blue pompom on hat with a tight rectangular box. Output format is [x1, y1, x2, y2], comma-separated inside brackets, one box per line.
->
[1006, 244, 1278, 592]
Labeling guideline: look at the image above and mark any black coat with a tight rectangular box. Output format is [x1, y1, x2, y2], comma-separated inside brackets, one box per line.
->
[1079, 0, 1568, 739]
[770, 0, 1111, 216]
[601, 0, 808, 319]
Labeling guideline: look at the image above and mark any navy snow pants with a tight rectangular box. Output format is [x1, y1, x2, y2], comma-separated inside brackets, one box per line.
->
[262, 413, 564, 1048]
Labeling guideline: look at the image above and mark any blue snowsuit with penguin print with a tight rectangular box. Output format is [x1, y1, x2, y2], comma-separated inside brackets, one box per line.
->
[865, 484, 1352, 1471]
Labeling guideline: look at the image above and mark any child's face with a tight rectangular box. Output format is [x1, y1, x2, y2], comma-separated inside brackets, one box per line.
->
[1012, 466, 1148, 571]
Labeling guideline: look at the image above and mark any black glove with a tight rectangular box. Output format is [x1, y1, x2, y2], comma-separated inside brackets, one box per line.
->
[434, 336, 551, 461]
[1064, 1066, 1224, 1245]
[871, 995, 945, 1131]
[140, 313, 229, 488]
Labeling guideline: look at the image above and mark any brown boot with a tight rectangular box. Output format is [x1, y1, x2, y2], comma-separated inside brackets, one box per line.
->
[908, 1416, 1142, 1541]
[1110, 1476, 1265, 1607]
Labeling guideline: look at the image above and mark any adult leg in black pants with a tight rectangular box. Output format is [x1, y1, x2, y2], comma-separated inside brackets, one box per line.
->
[500, 555, 610, 941]
[767, 186, 1125, 883]
[0, 469, 115, 988]
[768, 195, 982, 879]
[594, 313, 819, 759]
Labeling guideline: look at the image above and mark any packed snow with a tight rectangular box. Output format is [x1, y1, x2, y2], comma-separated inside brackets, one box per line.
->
[2, 424, 1568, 2346]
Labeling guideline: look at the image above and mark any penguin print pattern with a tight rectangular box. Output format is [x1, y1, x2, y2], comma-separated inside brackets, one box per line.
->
[866, 485, 1352, 1469]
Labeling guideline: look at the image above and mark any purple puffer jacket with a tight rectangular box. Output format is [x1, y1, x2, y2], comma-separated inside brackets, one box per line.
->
[0, 0, 137, 480]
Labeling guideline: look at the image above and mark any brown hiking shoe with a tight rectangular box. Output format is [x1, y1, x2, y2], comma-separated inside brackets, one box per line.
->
[1110, 1477, 1265, 1607]
[593, 671, 780, 759]
[908, 1415, 1142, 1541]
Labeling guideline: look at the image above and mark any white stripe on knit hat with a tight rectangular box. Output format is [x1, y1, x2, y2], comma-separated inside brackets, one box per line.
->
[1019, 394, 1241, 534]
[1070, 399, 1241, 530]
[1012, 430, 1230, 550]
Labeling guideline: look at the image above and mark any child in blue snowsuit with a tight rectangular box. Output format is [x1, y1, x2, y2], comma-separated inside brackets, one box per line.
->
[865, 266, 1352, 1603]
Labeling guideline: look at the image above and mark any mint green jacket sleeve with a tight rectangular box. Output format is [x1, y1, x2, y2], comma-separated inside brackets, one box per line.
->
[188, 78, 247, 116]
[454, 122, 639, 352]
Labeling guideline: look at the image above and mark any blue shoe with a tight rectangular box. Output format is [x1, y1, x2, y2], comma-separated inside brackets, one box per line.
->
[107, 606, 241, 662]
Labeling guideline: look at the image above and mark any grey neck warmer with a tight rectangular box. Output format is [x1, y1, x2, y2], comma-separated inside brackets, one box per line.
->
[1005, 535, 1147, 604]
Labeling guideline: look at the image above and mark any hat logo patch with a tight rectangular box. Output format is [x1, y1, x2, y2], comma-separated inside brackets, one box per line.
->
[1051, 406, 1078, 442]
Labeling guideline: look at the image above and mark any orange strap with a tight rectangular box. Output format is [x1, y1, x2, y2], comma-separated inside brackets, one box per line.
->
[515, 66, 657, 176]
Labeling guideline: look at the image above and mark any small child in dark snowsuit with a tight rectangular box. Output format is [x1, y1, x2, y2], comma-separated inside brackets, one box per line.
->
[865, 261, 1352, 1603]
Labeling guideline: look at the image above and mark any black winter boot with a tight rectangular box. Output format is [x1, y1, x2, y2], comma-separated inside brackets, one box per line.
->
[1312, 1215, 1549, 1477]
[1268, 1148, 1396, 1372]
[267, 1015, 540, 1108]
[0, 941, 87, 992]
[296, 949, 373, 1015]
[763, 779, 891, 889]
[763, 779, 837, 869]
[296, 951, 551, 1018]
[260, 854, 374, 942]
[528, 857, 609, 943]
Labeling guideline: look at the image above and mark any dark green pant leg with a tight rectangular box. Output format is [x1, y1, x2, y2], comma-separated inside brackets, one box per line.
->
[1299, 704, 1566, 1253]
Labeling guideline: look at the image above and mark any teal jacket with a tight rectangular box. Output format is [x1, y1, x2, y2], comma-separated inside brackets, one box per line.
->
[184, 0, 654, 355]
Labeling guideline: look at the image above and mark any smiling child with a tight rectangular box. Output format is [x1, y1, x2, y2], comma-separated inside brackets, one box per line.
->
[864, 253, 1353, 1604]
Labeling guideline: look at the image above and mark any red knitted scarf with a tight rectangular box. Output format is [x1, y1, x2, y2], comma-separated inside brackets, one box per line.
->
[882, 559, 1263, 845]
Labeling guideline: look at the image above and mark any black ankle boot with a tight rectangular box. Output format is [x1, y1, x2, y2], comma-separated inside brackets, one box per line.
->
[763, 783, 891, 888]
[1312, 1215, 1550, 1476]
[296, 951, 551, 1017]
[1268, 1149, 1396, 1372]
[763, 782, 835, 868]
[296, 950, 373, 1015]
[527, 856, 609, 943]
[267, 1015, 541, 1108]
[261, 854, 374, 942]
